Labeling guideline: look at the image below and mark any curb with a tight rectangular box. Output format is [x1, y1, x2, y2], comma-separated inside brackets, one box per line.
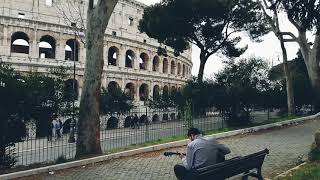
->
[1, 113, 320, 180]
[273, 162, 307, 179]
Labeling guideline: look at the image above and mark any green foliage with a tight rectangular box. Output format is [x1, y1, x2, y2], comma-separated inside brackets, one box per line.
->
[139, 0, 269, 81]
[309, 143, 320, 162]
[275, 163, 320, 180]
[100, 87, 134, 115]
[148, 92, 175, 110]
[268, 50, 313, 113]
[214, 58, 270, 126]
[0, 63, 75, 169]
[0, 62, 25, 169]
[281, 0, 320, 32]
[183, 102, 193, 128]
[55, 155, 67, 164]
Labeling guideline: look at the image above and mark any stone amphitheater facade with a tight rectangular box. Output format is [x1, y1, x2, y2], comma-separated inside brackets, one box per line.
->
[0, 0, 192, 105]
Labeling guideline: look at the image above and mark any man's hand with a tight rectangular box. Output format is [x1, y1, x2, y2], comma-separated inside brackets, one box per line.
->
[179, 153, 185, 159]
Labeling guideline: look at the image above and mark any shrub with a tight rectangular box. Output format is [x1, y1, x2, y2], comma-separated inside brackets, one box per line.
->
[309, 143, 320, 162]
[55, 156, 67, 164]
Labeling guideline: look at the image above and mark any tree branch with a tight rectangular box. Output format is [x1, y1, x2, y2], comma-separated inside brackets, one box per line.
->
[279, 32, 297, 42]
[287, 15, 304, 32]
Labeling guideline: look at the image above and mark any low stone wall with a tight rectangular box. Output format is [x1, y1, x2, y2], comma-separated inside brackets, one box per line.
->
[1, 112, 319, 180]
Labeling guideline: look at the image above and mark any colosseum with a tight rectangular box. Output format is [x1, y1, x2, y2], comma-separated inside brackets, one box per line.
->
[0, 0, 193, 105]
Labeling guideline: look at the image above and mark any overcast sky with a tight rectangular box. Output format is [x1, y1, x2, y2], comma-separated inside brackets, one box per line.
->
[136, 0, 300, 78]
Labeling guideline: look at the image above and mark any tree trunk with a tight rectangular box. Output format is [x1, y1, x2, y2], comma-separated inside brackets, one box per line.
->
[298, 34, 320, 112]
[197, 51, 207, 83]
[279, 39, 295, 116]
[76, 0, 118, 158]
[271, 4, 295, 116]
[307, 55, 320, 112]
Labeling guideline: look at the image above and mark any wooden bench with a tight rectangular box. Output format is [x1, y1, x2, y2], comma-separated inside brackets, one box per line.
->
[188, 149, 269, 180]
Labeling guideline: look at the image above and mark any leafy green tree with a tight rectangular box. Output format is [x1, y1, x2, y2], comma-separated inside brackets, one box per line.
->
[258, 0, 295, 116]
[0, 63, 76, 169]
[147, 93, 175, 110]
[214, 58, 270, 126]
[139, 0, 269, 82]
[259, 0, 320, 111]
[0, 62, 25, 169]
[100, 87, 134, 116]
[269, 50, 313, 113]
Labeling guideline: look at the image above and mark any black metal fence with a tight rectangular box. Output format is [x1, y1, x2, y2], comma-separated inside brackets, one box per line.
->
[11, 108, 278, 167]
[11, 107, 224, 166]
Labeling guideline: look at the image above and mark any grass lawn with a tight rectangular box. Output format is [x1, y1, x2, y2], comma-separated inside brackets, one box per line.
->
[110, 115, 308, 154]
[275, 162, 320, 180]
[110, 127, 236, 153]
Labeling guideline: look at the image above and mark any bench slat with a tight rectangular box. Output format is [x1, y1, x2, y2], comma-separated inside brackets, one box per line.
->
[194, 149, 269, 180]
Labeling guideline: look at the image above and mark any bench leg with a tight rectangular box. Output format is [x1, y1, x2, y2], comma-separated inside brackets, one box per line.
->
[241, 171, 249, 180]
[257, 167, 263, 180]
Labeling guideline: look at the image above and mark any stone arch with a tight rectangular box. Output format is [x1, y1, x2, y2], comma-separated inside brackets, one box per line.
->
[139, 83, 149, 101]
[11, 31, 30, 54]
[139, 115, 148, 124]
[152, 114, 160, 122]
[125, 50, 135, 68]
[107, 116, 118, 129]
[125, 83, 135, 100]
[108, 46, 119, 66]
[152, 56, 160, 72]
[65, 39, 80, 61]
[153, 85, 160, 99]
[183, 64, 186, 77]
[170, 113, 176, 121]
[108, 81, 120, 93]
[64, 79, 79, 100]
[171, 60, 176, 75]
[139, 53, 149, 70]
[171, 86, 177, 94]
[39, 35, 56, 59]
[163, 85, 169, 97]
[177, 62, 181, 76]
[162, 113, 169, 121]
[163, 58, 169, 73]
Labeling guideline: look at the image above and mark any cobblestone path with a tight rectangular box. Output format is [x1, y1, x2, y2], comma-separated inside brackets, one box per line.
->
[21, 119, 320, 180]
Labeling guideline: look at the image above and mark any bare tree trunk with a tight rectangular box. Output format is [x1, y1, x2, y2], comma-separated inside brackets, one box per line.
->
[197, 51, 207, 83]
[279, 39, 295, 116]
[76, 0, 118, 158]
[298, 34, 320, 112]
[270, 3, 295, 116]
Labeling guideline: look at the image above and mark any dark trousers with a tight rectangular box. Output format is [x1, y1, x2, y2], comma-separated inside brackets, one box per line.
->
[174, 164, 188, 180]
[174, 164, 198, 180]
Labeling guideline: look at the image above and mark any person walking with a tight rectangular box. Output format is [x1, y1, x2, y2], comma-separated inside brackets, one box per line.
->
[133, 114, 139, 129]
[47, 121, 53, 141]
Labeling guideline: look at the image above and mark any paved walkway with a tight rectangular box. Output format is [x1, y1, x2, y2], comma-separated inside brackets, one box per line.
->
[20, 119, 320, 180]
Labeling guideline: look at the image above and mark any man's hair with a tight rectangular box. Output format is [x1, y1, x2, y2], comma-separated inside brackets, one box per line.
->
[187, 128, 201, 137]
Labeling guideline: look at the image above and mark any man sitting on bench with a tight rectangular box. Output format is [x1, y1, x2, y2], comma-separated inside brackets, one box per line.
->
[174, 128, 231, 180]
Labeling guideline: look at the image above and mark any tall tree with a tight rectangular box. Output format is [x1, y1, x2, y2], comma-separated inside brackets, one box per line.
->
[259, 0, 295, 116]
[76, 0, 118, 158]
[139, 0, 269, 82]
[260, 0, 320, 111]
[214, 58, 270, 126]
[269, 50, 313, 112]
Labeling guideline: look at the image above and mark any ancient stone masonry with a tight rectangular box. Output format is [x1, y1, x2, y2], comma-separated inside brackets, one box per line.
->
[0, 0, 193, 103]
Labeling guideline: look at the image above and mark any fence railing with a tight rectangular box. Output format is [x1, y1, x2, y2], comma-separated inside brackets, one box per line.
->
[10, 107, 224, 166]
[10, 109, 278, 166]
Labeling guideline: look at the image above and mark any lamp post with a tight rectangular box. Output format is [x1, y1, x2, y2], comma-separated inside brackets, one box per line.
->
[68, 23, 77, 143]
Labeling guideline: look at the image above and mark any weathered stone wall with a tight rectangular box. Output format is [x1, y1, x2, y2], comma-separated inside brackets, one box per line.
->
[0, 0, 193, 103]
